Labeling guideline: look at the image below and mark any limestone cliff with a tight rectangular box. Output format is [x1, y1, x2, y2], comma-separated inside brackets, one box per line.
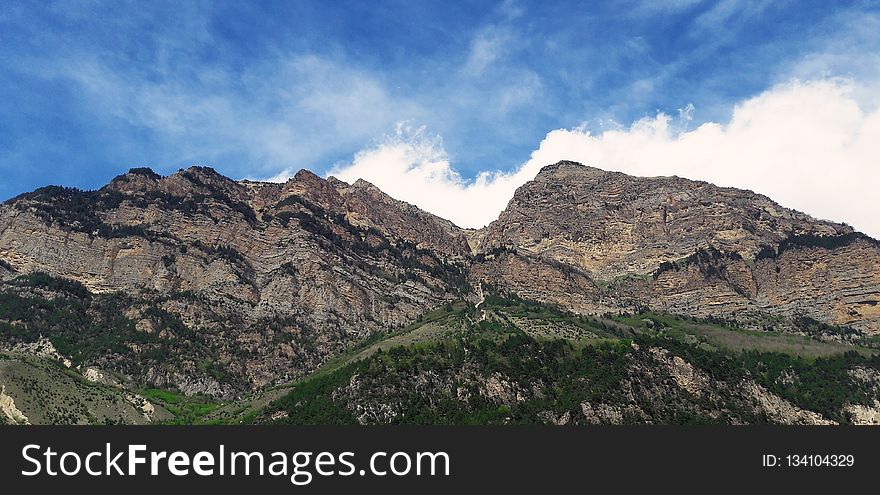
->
[474, 161, 880, 334]
[0, 166, 467, 397]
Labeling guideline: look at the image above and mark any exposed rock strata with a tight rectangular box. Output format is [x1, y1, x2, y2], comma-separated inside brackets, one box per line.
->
[0, 167, 467, 396]
[2, 161, 879, 399]
[474, 161, 880, 334]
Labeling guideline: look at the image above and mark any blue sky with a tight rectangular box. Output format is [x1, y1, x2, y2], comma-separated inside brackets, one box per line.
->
[1, 1, 880, 233]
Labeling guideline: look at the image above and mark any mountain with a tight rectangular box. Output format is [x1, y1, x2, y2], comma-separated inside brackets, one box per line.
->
[473, 161, 880, 334]
[2, 161, 880, 424]
[0, 166, 468, 399]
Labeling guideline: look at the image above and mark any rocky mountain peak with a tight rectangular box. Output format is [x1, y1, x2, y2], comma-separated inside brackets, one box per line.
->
[102, 165, 250, 205]
[350, 177, 379, 190]
[166, 166, 249, 201]
[471, 160, 880, 333]
[291, 168, 324, 184]
[103, 168, 158, 193]
[0, 164, 476, 397]
[534, 160, 604, 180]
[2, 159, 879, 407]
[277, 169, 346, 209]
[485, 160, 855, 269]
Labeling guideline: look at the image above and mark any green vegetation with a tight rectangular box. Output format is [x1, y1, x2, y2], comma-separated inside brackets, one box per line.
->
[792, 316, 861, 339]
[612, 311, 873, 358]
[299, 301, 471, 380]
[0, 351, 173, 424]
[140, 388, 223, 424]
[0, 274, 155, 363]
[0, 273, 246, 392]
[755, 232, 878, 260]
[123, 167, 161, 180]
[9, 271, 92, 298]
[636, 333, 878, 422]
[267, 322, 638, 425]
[4, 272, 879, 425]
[9, 186, 123, 234]
[257, 295, 880, 425]
[7, 168, 260, 238]
[652, 246, 743, 280]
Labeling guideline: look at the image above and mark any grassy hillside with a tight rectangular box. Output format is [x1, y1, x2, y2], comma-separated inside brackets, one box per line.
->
[0, 351, 172, 424]
[241, 295, 880, 425]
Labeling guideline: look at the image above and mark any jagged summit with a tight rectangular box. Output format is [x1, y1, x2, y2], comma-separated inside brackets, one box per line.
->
[534, 159, 596, 175]
[122, 166, 162, 180]
[350, 177, 375, 188]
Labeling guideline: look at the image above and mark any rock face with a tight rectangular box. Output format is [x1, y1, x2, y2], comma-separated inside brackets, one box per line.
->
[2, 161, 879, 400]
[0, 385, 30, 425]
[0, 166, 468, 397]
[474, 161, 880, 334]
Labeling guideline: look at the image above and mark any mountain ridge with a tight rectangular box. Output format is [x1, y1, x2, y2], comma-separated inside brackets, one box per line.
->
[472, 160, 880, 333]
[2, 160, 880, 414]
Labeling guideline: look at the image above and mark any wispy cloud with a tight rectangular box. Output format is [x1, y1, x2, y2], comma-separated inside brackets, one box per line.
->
[463, 28, 512, 76]
[39, 51, 427, 176]
[690, 0, 775, 35]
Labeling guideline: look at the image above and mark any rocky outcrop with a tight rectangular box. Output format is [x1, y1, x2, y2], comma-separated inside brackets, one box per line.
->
[475, 161, 880, 334]
[9, 338, 72, 368]
[846, 401, 880, 425]
[0, 385, 30, 425]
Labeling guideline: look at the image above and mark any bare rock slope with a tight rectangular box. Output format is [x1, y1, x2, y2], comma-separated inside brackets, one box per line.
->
[0, 167, 468, 397]
[474, 161, 880, 334]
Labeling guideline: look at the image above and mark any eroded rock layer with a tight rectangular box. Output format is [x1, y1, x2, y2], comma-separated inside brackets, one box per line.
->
[0, 167, 468, 397]
[474, 161, 880, 334]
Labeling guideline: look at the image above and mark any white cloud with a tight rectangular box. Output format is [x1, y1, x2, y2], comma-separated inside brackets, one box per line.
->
[327, 124, 538, 228]
[327, 79, 880, 238]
